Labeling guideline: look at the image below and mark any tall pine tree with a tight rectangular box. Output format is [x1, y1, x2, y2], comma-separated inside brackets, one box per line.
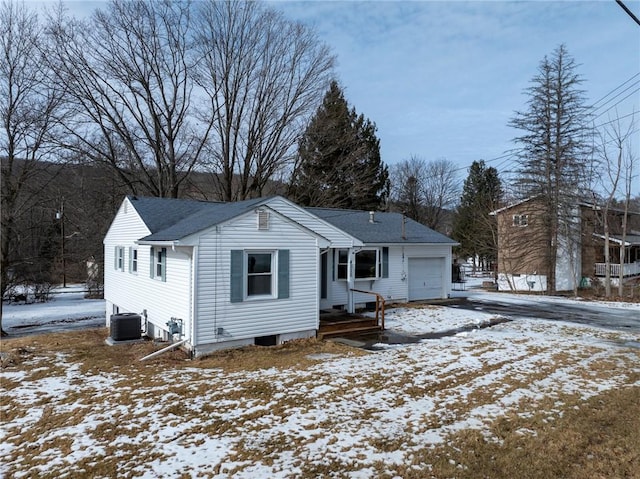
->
[452, 160, 502, 271]
[288, 81, 389, 210]
[509, 45, 593, 293]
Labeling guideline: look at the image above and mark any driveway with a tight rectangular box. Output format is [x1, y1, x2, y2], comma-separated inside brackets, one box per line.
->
[452, 289, 640, 333]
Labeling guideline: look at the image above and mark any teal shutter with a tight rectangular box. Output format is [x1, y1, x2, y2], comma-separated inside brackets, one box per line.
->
[150, 248, 155, 278]
[230, 250, 243, 303]
[382, 247, 389, 278]
[278, 250, 290, 299]
[114, 246, 118, 270]
[128, 247, 132, 273]
[160, 248, 167, 282]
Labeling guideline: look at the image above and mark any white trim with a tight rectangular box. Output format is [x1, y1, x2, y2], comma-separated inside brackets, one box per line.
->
[245, 250, 276, 300]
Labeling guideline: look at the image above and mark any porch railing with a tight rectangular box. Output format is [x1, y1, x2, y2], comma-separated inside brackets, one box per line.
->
[350, 289, 385, 330]
[594, 261, 640, 278]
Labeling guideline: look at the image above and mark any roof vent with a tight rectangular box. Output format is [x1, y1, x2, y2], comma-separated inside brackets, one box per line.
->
[257, 210, 270, 230]
[369, 211, 375, 223]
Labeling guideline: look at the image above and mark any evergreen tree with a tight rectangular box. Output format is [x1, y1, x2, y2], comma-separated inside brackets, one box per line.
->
[288, 81, 389, 210]
[509, 44, 593, 293]
[452, 160, 502, 271]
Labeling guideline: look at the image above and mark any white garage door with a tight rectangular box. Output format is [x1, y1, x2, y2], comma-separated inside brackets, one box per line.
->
[408, 257, 445, 301]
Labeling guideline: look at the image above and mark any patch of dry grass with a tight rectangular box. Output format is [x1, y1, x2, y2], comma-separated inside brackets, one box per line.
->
[424, 385, 640, 479]
[2, 325, 639, 478]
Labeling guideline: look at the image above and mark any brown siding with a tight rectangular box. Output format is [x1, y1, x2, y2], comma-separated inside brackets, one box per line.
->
[496, 199, 550, 278]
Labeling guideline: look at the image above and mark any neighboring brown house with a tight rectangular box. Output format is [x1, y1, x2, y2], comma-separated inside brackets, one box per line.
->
[490, 197, 640, 292]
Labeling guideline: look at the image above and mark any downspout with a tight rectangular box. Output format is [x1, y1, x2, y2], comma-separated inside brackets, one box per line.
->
[139, 339, 188, 362]
[191, 245, 198, 354]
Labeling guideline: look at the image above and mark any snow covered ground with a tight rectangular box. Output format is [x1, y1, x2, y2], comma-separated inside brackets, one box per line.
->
[1, 281, 639, 478]
[2, 284, 105, 335]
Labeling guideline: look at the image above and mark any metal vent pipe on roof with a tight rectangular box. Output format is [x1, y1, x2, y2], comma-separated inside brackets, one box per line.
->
[369, 211, 375, 223]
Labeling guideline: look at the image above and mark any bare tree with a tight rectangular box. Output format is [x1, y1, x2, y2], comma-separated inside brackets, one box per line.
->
[194, 0, 334, 201]
[391, 156, 460, 232]
[1, 0, 66, 334]
[46, 0, 212, 198]
[596, 111, 637, 297]
[390, 156, 428, 223]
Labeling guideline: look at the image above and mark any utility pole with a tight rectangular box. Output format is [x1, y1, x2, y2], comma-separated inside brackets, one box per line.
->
[56, 199, 66, 288]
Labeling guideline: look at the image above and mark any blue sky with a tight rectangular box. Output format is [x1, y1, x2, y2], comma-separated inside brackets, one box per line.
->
[273, 0, 640, 194]
[34, 0, 640, 194]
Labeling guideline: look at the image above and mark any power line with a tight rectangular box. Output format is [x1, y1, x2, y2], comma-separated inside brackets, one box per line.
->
[592, 86, 640, 121]
[590, 72, 640, 110]
[615, 0, 640, 26]
[594, 111, 638, 128]
[590, 79, 640, 114]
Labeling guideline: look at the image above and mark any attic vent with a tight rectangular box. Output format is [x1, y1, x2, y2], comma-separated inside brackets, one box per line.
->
[257, 210, 270, 230]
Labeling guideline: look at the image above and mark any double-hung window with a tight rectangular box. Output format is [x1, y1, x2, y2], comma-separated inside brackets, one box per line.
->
[114, 246, 125, 271]
[150, 247, 166, 281]
[247, 252, 273, 296]
[129, 247, 138, 273]
[230, 250, 289, 302]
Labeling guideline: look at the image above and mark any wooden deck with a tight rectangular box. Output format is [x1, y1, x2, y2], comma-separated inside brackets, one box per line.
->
[318, 309, 382, 339]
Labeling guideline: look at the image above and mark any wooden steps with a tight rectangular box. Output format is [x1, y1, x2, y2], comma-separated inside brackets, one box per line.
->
[317, 317, 381, 339]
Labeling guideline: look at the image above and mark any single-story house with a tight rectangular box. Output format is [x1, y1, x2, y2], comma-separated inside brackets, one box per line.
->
[490, 196, 640, 292]
[104, 195, 457, 357]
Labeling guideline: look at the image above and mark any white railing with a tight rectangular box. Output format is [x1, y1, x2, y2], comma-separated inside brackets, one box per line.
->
[594, 261, 640, 277]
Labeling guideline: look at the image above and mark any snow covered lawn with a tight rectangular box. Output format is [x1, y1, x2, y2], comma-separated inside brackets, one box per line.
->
[2, 284, 105, 335]
[2, 293, 639, 478]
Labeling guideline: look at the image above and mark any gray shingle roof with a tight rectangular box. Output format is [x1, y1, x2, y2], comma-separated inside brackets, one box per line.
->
[129, 195, 265, 241]
[307, 207, 457, 244]
[128, 195, 456, 245]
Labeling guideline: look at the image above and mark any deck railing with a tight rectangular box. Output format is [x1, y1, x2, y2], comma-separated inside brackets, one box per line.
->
[350, 289, 385, 330]
[594, 261, 640, 277]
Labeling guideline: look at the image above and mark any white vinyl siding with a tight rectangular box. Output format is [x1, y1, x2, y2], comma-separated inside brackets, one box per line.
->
[104, 198, 192, 341]
[323, 244, 452, 309]
[267, 197, 357, 248]
[195, 211, 318, 346]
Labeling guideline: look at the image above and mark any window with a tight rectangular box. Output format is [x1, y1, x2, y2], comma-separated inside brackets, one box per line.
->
[355, 249, 379, 279]
[114, 246, 124, 271]
[336, 249, 349, 280]
[230, 250, 289, 302]
[247, 252, 273, 296]
[150, 247, 166, 281]
[335, 248, 381, 280]
[129, 247, 138, 273]
[513, 214, 528, 227]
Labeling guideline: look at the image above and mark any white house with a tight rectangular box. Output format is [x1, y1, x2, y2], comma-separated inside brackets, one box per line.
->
[104, 195, 457, 357]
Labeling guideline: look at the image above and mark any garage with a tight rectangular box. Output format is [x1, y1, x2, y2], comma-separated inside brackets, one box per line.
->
[408, 257, 446, 300]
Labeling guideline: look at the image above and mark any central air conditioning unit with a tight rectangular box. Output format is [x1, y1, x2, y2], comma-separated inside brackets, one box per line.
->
[109, 313, 142, 341]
